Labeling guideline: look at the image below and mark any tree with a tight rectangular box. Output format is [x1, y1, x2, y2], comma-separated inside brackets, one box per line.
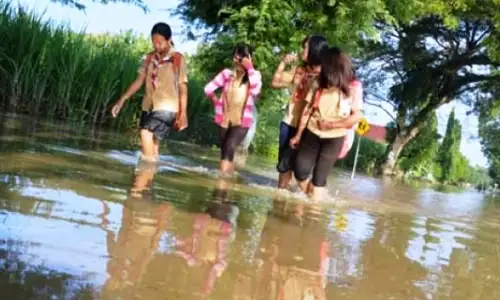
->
[437, 109, 462, 183]
[176, 0, 500, 176]
[362, 12, 500, 175]
[478, 96, 500, 185]
[50, 0, 147, 11]
[398, 112, 440, 179]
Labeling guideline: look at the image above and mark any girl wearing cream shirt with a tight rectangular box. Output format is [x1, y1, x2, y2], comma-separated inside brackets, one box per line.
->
[290, 47, 364, 201]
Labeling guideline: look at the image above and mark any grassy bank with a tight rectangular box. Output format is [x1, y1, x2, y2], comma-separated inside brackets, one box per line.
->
[0, 2, 284, 156]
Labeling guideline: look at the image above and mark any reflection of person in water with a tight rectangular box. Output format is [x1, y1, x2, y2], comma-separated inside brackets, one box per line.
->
[174, 177, 239, 297]
[256, 200, 328, 300]
[100, 161, 171, 299]
[129, 159, 158, 198]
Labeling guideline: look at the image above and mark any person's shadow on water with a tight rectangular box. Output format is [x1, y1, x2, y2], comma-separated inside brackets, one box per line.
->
[173, 177, 240, 298]
[99, 160, 171, 299]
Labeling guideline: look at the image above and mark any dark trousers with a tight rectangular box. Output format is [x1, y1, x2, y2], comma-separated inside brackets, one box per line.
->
[220, 126, 249, 162]
[294, 129, 344, 187]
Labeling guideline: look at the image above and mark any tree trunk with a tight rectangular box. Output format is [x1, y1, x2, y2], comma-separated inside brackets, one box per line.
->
[380, 134, 406, 176]
[378, 125, 421, 176]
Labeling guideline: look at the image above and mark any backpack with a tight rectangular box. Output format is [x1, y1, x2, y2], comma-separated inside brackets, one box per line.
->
[145, 51, 187, 131]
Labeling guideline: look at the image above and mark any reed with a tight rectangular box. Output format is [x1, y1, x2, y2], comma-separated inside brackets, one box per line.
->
[0, 1, 150, 130]
[0, 1, 281, 157]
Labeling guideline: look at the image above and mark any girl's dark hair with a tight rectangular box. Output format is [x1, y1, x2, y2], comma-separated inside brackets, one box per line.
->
[151, 22, 174, 45]
[302, 34, 329, 67]
[318, 47, 354, 96]
[233, 43, 254, 85]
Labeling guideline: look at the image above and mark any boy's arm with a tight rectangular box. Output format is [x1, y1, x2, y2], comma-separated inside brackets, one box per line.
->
[111, 56, 148, 117]
[177, 54, 189, 130]
[290, 88, 315, 148]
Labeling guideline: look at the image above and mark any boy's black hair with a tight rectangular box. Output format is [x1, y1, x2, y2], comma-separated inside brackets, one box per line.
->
[151, 22, 173, 45]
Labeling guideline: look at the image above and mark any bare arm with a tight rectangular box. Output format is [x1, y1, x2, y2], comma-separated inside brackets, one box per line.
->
[179, 82, 188, 115]
[271, 54, 296, 88]
[111, 63, 146, 118]
[175, 55, 189, 130]
[290, 101, 313, 148]
[120, 73, 145, 103]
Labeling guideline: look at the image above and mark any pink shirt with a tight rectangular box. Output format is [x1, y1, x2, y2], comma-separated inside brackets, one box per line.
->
[204, 65, 262, 128]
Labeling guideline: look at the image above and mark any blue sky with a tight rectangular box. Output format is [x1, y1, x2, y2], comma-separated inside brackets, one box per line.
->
[15, 0, 488, 167]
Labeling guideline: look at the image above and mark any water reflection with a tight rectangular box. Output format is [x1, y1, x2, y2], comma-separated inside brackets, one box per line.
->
[1, 113, 500, 300]
[257, 200, 329, 300]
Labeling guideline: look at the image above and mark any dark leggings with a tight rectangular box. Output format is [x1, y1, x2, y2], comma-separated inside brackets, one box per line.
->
[294, 129, 344, 187]
[277, 121, 297, 173]
[220, 126, 249, 162]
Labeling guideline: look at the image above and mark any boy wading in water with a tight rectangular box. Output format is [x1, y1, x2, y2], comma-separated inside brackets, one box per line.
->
[271, 35, 329, 190]
[111, 22, 188, 162]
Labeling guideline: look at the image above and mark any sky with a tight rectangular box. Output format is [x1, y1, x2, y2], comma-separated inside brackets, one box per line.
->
[14, 0, 489, 167]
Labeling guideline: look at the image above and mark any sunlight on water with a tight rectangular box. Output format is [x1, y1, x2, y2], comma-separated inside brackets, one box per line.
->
[0, 113, 499, 300]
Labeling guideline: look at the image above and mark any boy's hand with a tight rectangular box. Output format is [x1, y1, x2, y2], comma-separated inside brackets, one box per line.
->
[111, 101, 124, 118]
[175, 111, 188, 131]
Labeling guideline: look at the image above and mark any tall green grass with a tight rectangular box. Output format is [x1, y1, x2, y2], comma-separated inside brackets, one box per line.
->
[0, 2, 150, 129]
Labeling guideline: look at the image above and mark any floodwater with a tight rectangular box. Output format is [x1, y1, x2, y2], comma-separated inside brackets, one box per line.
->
[0, 113, 499, 300]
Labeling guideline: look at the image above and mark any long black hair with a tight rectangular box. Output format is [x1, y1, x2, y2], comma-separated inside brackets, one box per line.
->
[302, 34, 329, 67]
[318, 47, 354, 96]
[233, 43, 253, 85]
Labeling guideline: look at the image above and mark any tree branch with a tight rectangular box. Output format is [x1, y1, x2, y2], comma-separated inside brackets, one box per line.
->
[364, 99, 397, 121]
[366, 91, 397, 109]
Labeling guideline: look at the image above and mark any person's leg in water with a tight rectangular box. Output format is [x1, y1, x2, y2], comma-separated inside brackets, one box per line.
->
[277, 121, 298, 189]
[309, 136, 344, 201]
[153, 137, 161, 158]
[294, 129, 321, 194]
[140, 129, 157, 162]
[219, 126, 249, 175]
[130, 158, 158, 197]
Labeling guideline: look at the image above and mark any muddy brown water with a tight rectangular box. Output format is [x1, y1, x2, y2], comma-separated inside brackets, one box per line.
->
[0, 113, 499, 300]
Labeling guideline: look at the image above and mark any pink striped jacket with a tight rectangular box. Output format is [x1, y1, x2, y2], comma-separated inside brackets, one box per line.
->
[204, 66, 262, 128]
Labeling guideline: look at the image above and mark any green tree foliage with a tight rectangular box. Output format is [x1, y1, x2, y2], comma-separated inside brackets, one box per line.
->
[478, 97, 500, 184]
[398, 112, 440, 179]
[336, 136, 387, 175]
[363, 13, 500, 175]
[51, 0, 147, 11]
[437, 109, 463, 183]
[176, 0, 500, 177]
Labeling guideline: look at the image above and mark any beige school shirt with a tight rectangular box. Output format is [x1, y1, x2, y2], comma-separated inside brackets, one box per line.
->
[305, 82, 363, 139]
[221, 77, 248, 128]
[281, 67, 318, 128]
[138, 48, 188, 112]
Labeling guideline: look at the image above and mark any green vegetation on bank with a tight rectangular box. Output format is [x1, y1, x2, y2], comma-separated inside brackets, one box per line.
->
[0, 0, 497, 188]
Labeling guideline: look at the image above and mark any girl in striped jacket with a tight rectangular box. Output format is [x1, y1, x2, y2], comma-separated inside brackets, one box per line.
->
[204, 43, 262, 175]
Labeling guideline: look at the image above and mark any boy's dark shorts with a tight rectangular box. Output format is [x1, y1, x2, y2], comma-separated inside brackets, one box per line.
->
[139, 110, 177, 140]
